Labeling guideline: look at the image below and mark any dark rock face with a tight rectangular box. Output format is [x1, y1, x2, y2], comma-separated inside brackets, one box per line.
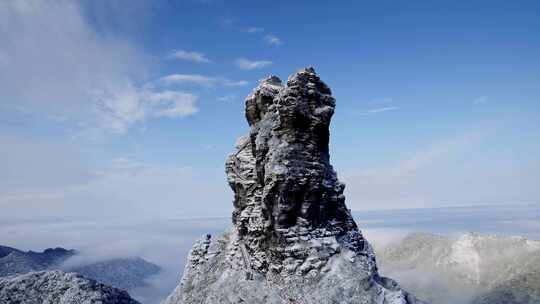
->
[0, 270, 140, 304]
[166, 68, 423, 304]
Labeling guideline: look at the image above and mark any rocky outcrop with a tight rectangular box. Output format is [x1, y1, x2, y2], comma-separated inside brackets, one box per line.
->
[165, 68, 423, 304]
[0, 270, 140, 304]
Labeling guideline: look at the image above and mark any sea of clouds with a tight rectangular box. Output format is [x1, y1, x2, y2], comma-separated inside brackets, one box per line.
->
[1, 204, 538, 303]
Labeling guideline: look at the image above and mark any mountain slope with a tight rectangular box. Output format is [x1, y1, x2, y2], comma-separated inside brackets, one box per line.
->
[0, 245, 161, 292]
[378, 232, 540, 304]
[0, 270, 140, 304]
[67, 257, 161, 290]
[473, 270, 540, 304]
[0, 246, 75, 277]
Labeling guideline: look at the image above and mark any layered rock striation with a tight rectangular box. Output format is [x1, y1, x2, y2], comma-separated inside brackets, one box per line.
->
[166, 68, 423, 304]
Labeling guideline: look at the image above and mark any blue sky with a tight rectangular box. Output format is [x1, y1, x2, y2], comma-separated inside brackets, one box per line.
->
[0, 0, 539, 219]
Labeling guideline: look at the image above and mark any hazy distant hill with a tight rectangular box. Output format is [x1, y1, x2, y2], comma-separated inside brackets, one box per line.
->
[0, 245, 75, 277]
[0, 245, 160, 291]
[67, 257, 161, 290]
[378, 232, 540, 304]
[473, 269, 540, 304]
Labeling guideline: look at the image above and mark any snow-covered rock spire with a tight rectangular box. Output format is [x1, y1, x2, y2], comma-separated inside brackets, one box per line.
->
[165, 67, 425, 304]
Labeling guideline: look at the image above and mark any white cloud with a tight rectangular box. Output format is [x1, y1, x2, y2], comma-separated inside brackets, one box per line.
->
[225, 79, 249, 86]
[265, 35, 283, 46]
[147, 90, 198, 118]
[219, 18, 263, 33]
[246, 27, 263, 33]
[217, 94, 237, 102]
[94, 83, 147, 134]
[369, 97, 393, 105]
[0, 135, 95, 196]
[0, 1, 137, 116]
[0, 147, 230, 218]
[160, 74, 248, 87]
[92, 83, 198, 134]
[168, 50, 210, 63]
[0, 1, 197, 137]
[161, 74, 213, 85]
[355, 132, 480, 182]
[235, 58, 273, 70]
[473, 96, 488, 105]
[338, 126, 540, 211]
[358, 106, 399, 115]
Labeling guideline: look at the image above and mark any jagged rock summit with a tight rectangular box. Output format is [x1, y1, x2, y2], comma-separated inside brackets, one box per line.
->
[166, 68, 423, 304]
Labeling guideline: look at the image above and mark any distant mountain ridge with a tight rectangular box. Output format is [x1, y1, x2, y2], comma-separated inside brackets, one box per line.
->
[68, 257, 161, 290]
[377, 232, 540, 304]
[0, 245, 75, 277]
[0, 245, 160, 291]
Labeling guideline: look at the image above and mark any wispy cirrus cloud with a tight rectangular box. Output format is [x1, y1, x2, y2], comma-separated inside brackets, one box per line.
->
[245, 27, 264, 33]
[0, 1, 199, 137]
[473, 96, 488, 105]
[217, 94, 237, 102]
[219, 18, 263, 33]
[369, 97, 394, 105]
[356, 131, 481, 182]
[219, 18, 281, 47]
[235, 58, 273, 70]
[160, 74, 248, 87]
[341, 130, 487, 210]
[168, 50, 211, 63]
[358, 106, 399, 115]
[92, 84, 198, 135]
[265, 34, 283, 46]
[0, 146, 228, 219]
[146, 90, 199, 118]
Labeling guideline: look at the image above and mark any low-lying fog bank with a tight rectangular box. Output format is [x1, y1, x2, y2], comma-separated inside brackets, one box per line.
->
[1, 204, 538, 303]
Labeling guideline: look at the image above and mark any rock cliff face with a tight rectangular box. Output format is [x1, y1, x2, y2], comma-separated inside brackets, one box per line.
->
[0, 270, 140, 304]
[166, 68, 423, 304]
